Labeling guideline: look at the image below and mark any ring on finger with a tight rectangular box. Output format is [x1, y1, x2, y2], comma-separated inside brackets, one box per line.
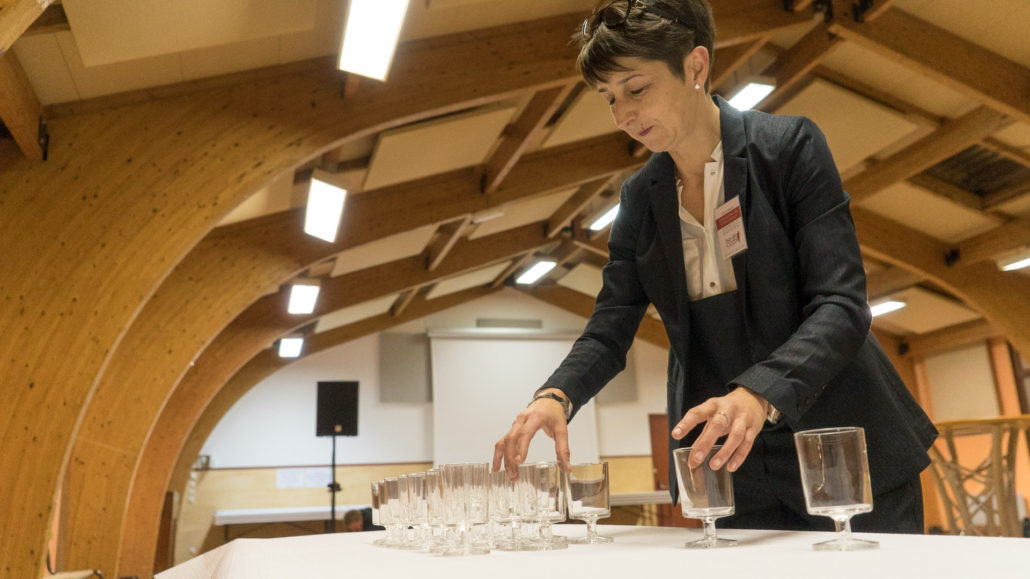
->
[715, 411, 730, 425]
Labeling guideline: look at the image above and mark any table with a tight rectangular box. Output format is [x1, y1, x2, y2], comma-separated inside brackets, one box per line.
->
[158, 524, 1030, 579]
[213, 505, 370, 542]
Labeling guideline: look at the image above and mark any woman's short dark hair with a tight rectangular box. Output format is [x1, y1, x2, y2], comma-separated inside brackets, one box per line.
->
[574, 0, 716, 91]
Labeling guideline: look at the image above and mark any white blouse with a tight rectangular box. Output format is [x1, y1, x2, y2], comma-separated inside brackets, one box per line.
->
[677, 141, 739, 301]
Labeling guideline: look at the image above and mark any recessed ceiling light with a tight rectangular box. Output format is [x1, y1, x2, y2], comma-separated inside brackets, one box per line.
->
[589, 205, 620, 231]
[516, 260, 557, 285]
[338, 0, 409, 81]
[278, 336, 304, 358]
[287, 282, 321, 314]
[870, 300, 906, 317]
[304, 170, 347, 243]
[728, 82, 775, 111]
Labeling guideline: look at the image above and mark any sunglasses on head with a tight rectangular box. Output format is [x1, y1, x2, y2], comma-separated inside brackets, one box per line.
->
[581, 1, 682, 39]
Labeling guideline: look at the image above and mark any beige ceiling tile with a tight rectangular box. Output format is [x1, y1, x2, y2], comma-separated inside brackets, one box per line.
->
[893, 0, 992, 42]
[862, 181, 1001, 243]
[180, 36, 281, 81]
[993, 122, 1030, 150]
[821, 42, 977, 119]
[467, 188, 577, 240]
[425, 262, 511, 299]
[330, 224, 437, 277]
[278, 0, 344, 63]
[314, 294, 398, 333]
[363, 105, 517, 190]
[556, 262, 603, 297]
[61, 0, 318, 66]
[775, 78, 921, 173]
[871, 286, 981, 335]
[403, 0, 594, 42]
[996, 195, 1030, 218]
[54, 31, 184, 100]
[541, 88, 620, 149]
[11, 34, 80, 105]
[217, 172, 295, 226]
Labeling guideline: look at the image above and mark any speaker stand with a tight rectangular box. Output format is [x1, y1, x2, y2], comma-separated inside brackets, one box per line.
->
[325, 434, 341, 533]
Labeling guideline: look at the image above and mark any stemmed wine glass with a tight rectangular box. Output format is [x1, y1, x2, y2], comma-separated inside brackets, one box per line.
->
[673, 445, 737, 548]
[489, 470, 521, 550]
[532, 462, 568, 549]
[565, 462, 613, 544]
[794, 427, 879, 551]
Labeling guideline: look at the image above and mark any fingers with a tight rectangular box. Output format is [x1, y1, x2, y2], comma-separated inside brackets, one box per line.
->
[674, 391, 766, 472]
[493, 399, 569, 479]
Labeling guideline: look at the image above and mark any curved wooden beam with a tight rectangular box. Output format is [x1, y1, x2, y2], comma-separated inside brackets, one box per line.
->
[117, 221, 553, 576]
[2, 12, 585, 579]
[64, 134, 636, 574]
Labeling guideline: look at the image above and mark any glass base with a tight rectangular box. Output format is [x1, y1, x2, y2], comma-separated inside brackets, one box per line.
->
[570, 534, 614, 544]
[813, 537, 879, 551]
[685, 537, 737, 549]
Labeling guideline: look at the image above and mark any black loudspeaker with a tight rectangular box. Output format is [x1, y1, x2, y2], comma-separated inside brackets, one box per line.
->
[316, 381, 359, 437]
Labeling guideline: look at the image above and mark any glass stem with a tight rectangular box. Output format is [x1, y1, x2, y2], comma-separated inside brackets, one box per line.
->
[585, 517, 598, 541]
[836, 517, 853, 543]
[703, 517, 718, 542]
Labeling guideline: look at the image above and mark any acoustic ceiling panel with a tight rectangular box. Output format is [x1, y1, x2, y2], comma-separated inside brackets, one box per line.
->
[775, 78, 921, 174]
[330, 224, 437, 277]
[541, 88, 620, 149]
[425, 262, 511, 300]
[217, 172, 296, 227]
[557, 263, 603, 297]
[62, 0, 318, 66]
[821, 42, 978, 120]
[862, 181, 1000, 243]
[314, 294, 399, 333]
[871, 286, 981, 335]
[11, 34, 80, 105]
[896, 0, 1030, 68]
[363, 105, 518, 191]
[53, 30, 183, 101]
[467, 188, 577, 240]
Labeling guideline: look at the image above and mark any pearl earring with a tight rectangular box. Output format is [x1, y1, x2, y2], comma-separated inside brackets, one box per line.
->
[694, 83, 701, 91]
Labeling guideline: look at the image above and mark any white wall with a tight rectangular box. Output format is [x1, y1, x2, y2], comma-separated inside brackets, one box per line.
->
[200, 288, 669, 468]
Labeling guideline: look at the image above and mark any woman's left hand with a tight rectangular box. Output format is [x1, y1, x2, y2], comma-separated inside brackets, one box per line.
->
[671, 387, 769, 472]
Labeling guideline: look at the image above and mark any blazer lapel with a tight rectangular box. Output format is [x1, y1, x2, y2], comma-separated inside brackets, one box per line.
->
[716, 96, 753, 346]
[644, 153, 690, 330]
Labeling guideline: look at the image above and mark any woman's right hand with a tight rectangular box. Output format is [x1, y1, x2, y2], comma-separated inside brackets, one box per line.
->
[491, 389, 572, 479]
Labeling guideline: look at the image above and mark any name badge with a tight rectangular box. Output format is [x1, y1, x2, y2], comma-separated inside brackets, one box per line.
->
[715, 196, 747, 259]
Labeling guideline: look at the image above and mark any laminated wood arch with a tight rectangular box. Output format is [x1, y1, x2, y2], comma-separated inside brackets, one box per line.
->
[52, 11, 589, 572]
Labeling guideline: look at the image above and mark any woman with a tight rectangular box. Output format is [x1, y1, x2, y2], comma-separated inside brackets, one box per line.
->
[492, 0, 937, 532]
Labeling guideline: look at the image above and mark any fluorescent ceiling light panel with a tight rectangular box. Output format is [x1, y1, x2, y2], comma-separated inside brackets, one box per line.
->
[338, 0, 409, 81]
[278, 337, 304, 358]
[589, 204, 620, 231]
[870, 300, 906, 317]
[304, 171, 347, 243]
[287, 283, 321, 314]
[1000, 255, 1030, 271]
[516, 260, 557, 285]
[728, 82, 775, 111]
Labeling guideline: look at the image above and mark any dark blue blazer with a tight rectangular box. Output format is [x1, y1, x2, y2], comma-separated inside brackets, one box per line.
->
[543, 96, 937, 496]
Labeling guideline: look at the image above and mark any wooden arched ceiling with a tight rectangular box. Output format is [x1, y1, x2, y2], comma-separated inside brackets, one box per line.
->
[1, 2, 1029, 578]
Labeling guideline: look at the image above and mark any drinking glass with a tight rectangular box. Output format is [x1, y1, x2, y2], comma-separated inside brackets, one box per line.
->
[404, 472, 429, 550]
[441, 463, 489, 556]
[673, 445, 737, 548]
[565, 462, 613, 544]
[532, 462, 568, 550]
[489, 470, 521, 550]
[794, 427, 879, 551]
[425, 468, 447, 552]
[379, 477, 405, 548]
[515, 463, 545, 550]
[464, 463, 492, 552]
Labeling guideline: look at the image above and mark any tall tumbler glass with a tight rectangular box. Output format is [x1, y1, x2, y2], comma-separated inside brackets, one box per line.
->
[673, 445, 737, 548]
[425, 468, 447, 553]
[794, 427, 878, 551]
[533, 462, 568, 550]
[489, 470, 520, 550]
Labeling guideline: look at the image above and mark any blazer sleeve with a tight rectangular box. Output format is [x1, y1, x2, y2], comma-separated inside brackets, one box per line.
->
[732, 117, 872, 421]
[539, 180, 650, 420]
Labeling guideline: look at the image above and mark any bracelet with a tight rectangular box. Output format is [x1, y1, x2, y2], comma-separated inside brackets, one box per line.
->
[530, 391, 572, 422]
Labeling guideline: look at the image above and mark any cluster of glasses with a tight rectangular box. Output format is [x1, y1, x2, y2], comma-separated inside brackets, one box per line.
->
[369, 461, 613, 556]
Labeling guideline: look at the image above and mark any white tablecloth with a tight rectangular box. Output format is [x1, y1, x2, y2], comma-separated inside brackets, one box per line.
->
[158, 524, 1029, 579]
